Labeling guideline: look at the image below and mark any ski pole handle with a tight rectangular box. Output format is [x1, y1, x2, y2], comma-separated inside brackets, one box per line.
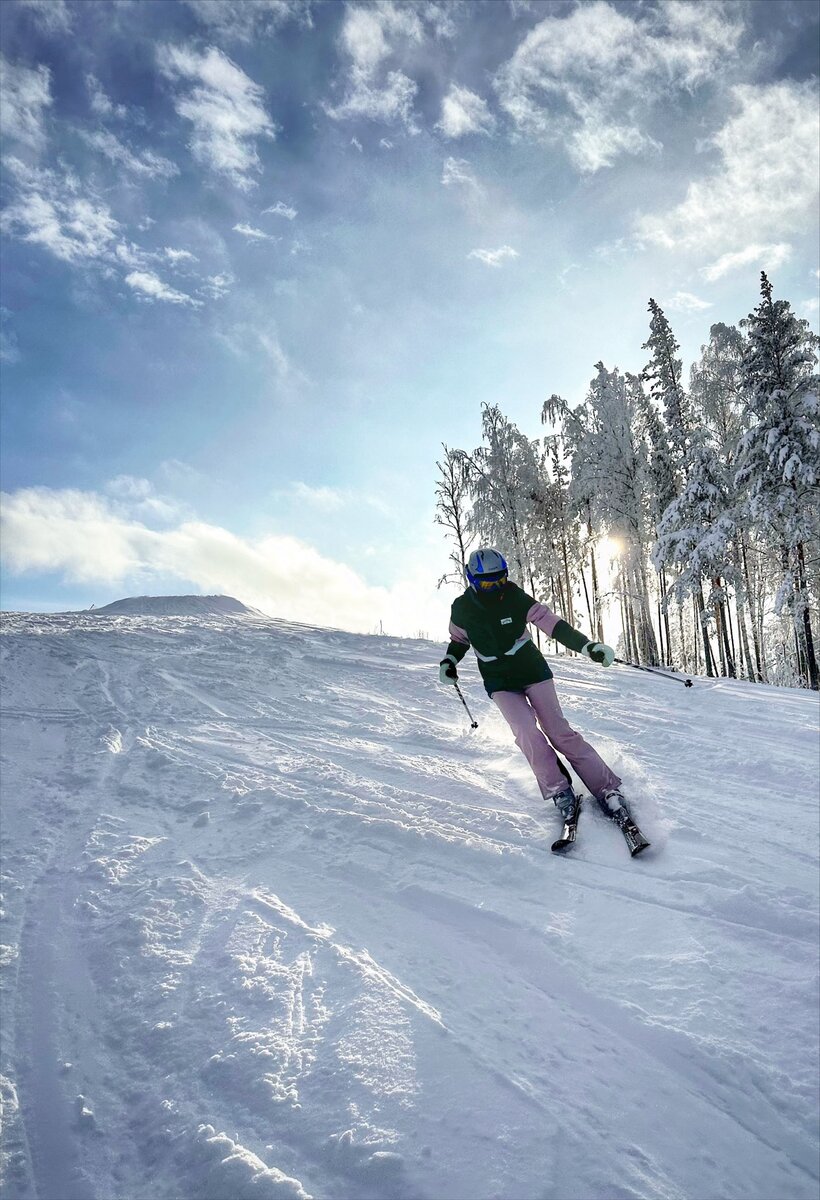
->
[614, 657, 693, 688]
[454, 682, 479, 729]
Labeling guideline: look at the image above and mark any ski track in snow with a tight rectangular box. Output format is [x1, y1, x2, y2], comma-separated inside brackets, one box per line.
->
[0, 609, 818, 1200]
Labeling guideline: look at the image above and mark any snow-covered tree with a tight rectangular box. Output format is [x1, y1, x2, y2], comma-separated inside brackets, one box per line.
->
[434, 445, 473, 588]
[653, 430, 736, 676]
[690, 322, 759, 681]
[642, 299, 692, 464]
[563, 364, 659, 664]
[735, 272, 820, 689]
[463, 404, 540, 594]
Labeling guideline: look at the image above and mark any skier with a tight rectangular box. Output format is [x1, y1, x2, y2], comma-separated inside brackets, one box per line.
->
[439, 548, 643, 849]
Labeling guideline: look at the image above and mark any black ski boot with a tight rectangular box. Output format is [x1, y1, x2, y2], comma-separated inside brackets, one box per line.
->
[550, 785, 580, 853]
[596, 789, 650, 856]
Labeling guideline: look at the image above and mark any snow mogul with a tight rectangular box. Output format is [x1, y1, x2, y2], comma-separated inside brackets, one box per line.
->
[439, 548, 649, 854]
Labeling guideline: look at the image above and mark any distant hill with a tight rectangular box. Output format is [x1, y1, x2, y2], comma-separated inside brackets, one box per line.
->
[89, 595, 258, 617]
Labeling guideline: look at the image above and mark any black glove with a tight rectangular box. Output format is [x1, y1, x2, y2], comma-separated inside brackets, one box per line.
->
[439, 657, 458, 685]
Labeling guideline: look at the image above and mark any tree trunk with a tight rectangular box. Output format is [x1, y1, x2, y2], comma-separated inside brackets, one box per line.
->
[726, 589, 738, 671]
[626, 591, 640, 665]
[740, 536, 764, 681]
[692, 597, 700, 675]
[560, 523, 574, 630]
[712, 578, 735, 678]
[580, 563, 594, 638]
[589, 543, 604, 644]
[636, 561, 660, 665]
[731, 544, 756, 683]
[659, 567, 672, 666]
[696, 584, 715, 677]
[796, 541, 819, 690]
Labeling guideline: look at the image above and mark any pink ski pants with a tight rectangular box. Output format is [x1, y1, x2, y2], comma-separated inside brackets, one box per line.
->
[493, 679, 620, 801]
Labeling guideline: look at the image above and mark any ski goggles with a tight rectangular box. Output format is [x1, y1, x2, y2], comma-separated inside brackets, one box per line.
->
[474, 570, 508, 592]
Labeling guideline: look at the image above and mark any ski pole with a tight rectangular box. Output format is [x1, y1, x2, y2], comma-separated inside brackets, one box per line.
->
[453, 682, 479, 729]
[614, 657, 693, 688]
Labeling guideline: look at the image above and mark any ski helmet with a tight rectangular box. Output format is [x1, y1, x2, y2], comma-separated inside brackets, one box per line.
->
[466, 547, 508, 593]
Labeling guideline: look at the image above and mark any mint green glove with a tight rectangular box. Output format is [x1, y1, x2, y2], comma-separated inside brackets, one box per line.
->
[582, 641, 615, 667]
[439, 656, 458, 684]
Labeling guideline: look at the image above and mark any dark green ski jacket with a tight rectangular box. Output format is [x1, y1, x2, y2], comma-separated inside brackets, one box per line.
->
[444, 581, 590, 696]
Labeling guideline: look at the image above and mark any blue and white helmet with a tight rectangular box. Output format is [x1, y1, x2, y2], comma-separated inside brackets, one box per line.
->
[466, 547, 508, 593]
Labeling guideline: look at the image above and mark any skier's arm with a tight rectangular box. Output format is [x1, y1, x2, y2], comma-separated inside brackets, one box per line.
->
[439, 622, 470, 685]
[526, 603, 589, 653]
[526, 603, 615, 665]
[444, 621, 471, 664]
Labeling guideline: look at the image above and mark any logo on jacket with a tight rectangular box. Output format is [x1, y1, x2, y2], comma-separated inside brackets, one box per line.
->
[500, 617, 513, 625]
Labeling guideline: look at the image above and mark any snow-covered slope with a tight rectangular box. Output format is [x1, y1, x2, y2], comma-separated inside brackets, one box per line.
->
[1, 607, 818, 1200]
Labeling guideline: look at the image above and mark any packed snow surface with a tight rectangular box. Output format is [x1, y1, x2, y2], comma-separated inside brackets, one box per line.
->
[0, 606, 818, 1200]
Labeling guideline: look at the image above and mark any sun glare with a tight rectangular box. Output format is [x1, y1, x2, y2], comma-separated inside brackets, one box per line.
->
[597, 535, 623, 562]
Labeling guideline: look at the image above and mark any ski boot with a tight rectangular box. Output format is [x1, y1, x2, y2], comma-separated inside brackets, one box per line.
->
[596, 788, 650, 856]
[550, 785, 580, 853]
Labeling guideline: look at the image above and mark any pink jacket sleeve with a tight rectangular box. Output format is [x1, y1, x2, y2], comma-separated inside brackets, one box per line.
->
[526, 602, 560, 637]
[448, 621, 470, 646]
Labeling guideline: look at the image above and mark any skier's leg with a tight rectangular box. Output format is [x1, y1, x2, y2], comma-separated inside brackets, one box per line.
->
[525, 679, 621, 798]
[492, 689, 568, 800]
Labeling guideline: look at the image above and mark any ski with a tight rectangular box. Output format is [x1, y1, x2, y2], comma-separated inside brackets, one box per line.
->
[551, 796, 581, 853]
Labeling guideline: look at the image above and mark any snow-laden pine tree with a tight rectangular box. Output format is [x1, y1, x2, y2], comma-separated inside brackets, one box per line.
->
[567, 364, 659, 664]
[735, 272, 820, 689]
[642, 299, 692, 464]
[542, 394, 603, 641]
[690, 322, 760, 681]
[463, 404, 540, 595]
[636, 388, 678, 665]
[653, 429, 737, 676]
[643, 300, 717, 675]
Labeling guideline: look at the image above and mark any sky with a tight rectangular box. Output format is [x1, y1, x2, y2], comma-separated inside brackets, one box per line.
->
[1, 0, 818, 638]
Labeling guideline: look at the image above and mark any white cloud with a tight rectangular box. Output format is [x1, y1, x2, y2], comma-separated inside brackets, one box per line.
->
[198, 272, 235, 299]
[494, 0, 743, 173]
[437, 85, 496, 139]
[125, 270, 202, 306]
[0, 485, 448, 636]
[217, 319, 305, 384]
[468, 245, 519, 268]
[1, 184, 120, 263]
[701, 242, 793, 283]
[105, 476, 185, 523]
[350, 136, 363, 152]
[803, 297, 819, 317]
[324, 3, 422, 128]
[79, 129, 179, 179]
[186, 0, 311, 43]
[18, 0, 72, 34]
[288, 483, 347, 510]
[441, 156, 482, 192]
[157, 44, 276, 190]
[0, 54, 52, 151]
[379, 138, 393, 150]
[233, 222, 277, 241]
[262, 201, 297, 219]
[637, 82, 819, 253]
[86, 74, 128, 119]
[0, 308, 20, 364]
[163, 246, 199, 265]
[665, 290, 713, 313]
